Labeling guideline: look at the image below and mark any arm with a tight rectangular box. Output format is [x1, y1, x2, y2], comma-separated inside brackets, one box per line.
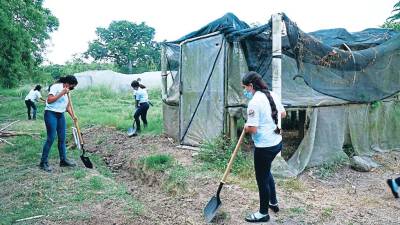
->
[281, 111, 287, 119]
[66, 100, 76, 120]
[245, 125, 257, 134]
[47, 88, 68, 104]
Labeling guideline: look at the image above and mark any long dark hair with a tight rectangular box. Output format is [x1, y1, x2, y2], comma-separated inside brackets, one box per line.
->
[131, 80, 146, 89]
[49, 75, 78, 91]
[242, 71, 280, 134]
[34, 85, 42, 91]
[58, 75, 78, 85]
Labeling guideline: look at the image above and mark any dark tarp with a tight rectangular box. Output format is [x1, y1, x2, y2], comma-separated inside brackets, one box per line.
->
[163, 13, 400, 104]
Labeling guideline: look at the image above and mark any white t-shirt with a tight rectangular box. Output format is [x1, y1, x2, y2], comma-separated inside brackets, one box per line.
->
[246, 91, 285, 148]
[25, 89, 42, 102]
[135, 88, 149, 104]
[45, 83, 69, 113]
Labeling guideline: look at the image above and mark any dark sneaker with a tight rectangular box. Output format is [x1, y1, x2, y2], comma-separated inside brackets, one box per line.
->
[60, 159, 76, 167]
[269, 204, 280, 213]
[39, 162, 52, 172]
[387, 179, 399, 198]
[245, 213, 270, 223]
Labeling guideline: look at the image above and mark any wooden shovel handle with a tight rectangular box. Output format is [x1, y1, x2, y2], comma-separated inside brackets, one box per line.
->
[67, 93, 84, 145]
[221, 128, 246, 183]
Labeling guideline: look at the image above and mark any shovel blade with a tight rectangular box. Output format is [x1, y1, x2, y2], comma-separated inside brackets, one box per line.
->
[203, 195, 221, 223]
[127, 127, 137, 137]
[81, 155, 93, 168]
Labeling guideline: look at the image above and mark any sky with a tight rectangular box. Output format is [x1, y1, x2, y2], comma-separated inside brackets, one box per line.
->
[43, 0, 398, 65]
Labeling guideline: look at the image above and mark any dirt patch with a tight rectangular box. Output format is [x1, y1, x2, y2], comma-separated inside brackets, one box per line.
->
[81, 127, 400, 225]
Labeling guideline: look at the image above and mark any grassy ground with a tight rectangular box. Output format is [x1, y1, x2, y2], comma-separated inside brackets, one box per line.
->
[0, 86, 162, 224]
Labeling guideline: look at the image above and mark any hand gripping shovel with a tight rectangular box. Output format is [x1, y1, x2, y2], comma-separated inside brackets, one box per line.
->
[68, 93, 93, 169]
[203, 128, 246, 223]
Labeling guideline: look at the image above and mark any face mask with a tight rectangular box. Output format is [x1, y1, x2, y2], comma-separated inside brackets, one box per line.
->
[243, 89, 253, 99]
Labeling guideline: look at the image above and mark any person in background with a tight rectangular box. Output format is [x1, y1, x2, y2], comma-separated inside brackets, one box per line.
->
[387, 177, 400, 198]
[24, 85, 45, 120]
[131, 80, 150, 135]
[241, 71, 286, 223]
[39, 76, 78, 172]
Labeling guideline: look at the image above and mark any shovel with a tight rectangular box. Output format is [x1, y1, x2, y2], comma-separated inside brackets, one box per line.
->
[68, 93, 93, 169]
[203, 128, 246, 223]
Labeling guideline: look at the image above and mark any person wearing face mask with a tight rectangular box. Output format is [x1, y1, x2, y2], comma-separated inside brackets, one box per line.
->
[39, 75, 78, 172]
[130, 80, 149, 135]
[242, 71, 286, 223]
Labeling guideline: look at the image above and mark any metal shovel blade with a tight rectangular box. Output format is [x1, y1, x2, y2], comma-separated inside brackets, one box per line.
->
[204, 195, 221, 223]
[127, 127, 137, 137]
[81, 154, 93, 169]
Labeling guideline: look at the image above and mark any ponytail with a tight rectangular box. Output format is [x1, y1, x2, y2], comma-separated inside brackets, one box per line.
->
[242, 71, 281, 134]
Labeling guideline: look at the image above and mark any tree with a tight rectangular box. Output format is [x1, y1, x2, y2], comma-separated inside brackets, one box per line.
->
[383, 1, 400, 31]
[0, 0, 59, 87]
[85, 20, 160, 74]
[388, 1, 400, 22]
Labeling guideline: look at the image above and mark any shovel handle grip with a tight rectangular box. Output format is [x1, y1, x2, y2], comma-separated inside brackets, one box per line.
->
[68, 93, 84, 145]
[220, 128, 246, 183]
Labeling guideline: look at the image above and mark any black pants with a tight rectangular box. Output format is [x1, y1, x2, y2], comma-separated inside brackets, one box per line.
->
[25, 100, 37, 120]
[395, 177, 400, 185]
[133, 102, 149, 131]
[254, 142, 282, 214]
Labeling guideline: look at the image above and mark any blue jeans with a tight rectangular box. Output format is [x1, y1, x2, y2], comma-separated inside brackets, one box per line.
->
[254, 142, 282, 214]
[41, 110, 67, 163]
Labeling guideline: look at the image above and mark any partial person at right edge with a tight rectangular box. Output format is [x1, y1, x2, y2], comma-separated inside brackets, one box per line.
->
[130, 80, 150, 136]
[39, 76, 78, 172]
[24, 85, 45, 120]
[387, 177, 400, 198]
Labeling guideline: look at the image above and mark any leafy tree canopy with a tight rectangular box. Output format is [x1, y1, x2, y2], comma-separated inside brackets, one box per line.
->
[85, 20, 160, 74]
[0, 0, 59, 87]
[387, 1, 400, 22]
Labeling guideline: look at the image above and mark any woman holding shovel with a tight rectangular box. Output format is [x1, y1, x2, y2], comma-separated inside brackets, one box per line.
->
[130, 80, 150, 136]
[39, 75, 78, 172]
[24, 85, 45, 120]
[242, 71, 286, 223]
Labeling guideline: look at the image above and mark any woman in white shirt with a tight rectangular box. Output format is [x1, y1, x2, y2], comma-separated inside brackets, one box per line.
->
[24, 85, 45, 120]
[40, 76, 78, 172]
[242, 71, 286, 223]
[131, 80, 149, 135]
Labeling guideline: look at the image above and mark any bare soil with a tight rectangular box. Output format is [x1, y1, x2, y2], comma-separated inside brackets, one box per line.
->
[75, 127, 400, 225]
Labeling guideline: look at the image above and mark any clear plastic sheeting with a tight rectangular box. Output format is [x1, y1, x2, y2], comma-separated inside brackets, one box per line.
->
[288, 99, 400, 175]
[160, 13, 400, 175]
[179, 34, 226, 146]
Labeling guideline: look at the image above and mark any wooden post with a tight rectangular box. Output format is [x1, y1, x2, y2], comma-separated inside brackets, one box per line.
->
[161, 45, 168, 101]
[298, 110, 306, 139]
[272, 13, 283, 128]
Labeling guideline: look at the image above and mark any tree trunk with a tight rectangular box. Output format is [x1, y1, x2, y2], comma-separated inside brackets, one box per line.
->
[128, 60, 133, 74]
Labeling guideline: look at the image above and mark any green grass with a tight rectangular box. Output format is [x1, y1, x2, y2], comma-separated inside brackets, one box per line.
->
[163, 165, 189, 195]
[314, 155, 349, 179]
[197, 136, 254, 178]
[0, 85, 163, 135]
[0, 132, 142, 224]
[139, 154, 174, 172]
[137, 154, 189, 195]
[277, 178, 305, 193]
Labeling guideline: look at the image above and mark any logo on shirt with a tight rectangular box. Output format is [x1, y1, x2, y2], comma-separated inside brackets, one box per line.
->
[248, 109, 255, 117]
